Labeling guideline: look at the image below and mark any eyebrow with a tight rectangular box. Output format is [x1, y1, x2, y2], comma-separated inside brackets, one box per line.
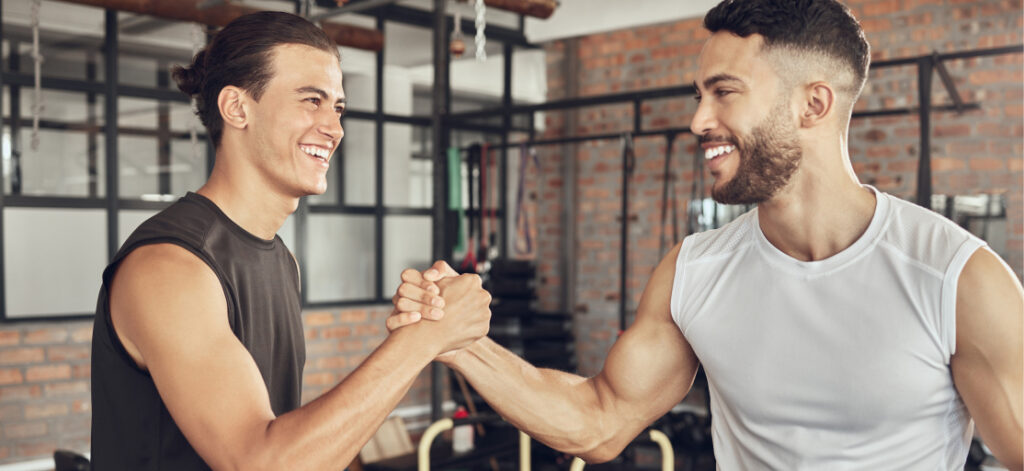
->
[694, 73, 745, 91]
[296, 86, 346, 106]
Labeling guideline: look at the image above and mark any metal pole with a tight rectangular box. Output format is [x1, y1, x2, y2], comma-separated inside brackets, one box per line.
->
[374, 16, 385, 301]
[0, 0, 6, 319]
[104, 9, 119, 259]
[916, 57, 933, 209]
[430, 0, 450, 422]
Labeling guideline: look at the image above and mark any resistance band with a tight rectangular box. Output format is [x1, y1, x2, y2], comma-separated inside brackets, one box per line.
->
[447, 146, 466, 254]
[514, 144, 539, 255]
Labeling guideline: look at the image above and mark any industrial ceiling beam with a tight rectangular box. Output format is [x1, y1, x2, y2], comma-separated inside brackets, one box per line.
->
[50, 0, 384, 50]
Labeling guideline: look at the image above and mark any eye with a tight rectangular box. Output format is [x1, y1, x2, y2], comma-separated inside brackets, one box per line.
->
[693, 94, 703, 103]
[715, 89, 733, 97]
[335, 106, 345, 117]
[306, 97, 321, 107]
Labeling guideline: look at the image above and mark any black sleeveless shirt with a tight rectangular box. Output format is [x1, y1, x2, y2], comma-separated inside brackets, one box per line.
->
[90, 192, 305, 470]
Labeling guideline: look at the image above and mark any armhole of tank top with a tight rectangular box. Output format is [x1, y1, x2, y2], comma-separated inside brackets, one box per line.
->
[669, 237, 692, 332]
[940, 237, 987, 361]
[104, 238, 230, 375]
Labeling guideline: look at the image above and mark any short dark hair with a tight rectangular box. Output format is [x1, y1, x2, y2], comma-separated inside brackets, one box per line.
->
[704, 0, 869, 98]
[172, 11, 340, 148]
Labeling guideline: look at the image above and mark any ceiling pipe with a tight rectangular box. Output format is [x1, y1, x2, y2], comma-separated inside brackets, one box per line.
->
[50, 0, 384, 50]
[481, 0, 556, 19]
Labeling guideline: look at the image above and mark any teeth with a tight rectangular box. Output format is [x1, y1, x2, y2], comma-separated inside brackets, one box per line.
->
[301, 145, 330, 160]
[704, 145, 735, 160]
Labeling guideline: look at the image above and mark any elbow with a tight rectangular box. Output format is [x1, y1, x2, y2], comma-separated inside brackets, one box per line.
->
[570, 430, 629, 464]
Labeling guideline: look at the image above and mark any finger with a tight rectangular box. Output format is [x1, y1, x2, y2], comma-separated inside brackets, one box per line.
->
[424, 260, 459, 281]
[386, 311, 422, 332]
[397, 282, 444, 308]
[395, 297, 443, 319]
[401, 268, 425, 284]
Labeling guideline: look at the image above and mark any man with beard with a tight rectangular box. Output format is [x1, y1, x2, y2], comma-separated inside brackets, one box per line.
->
[388, 0, 1023, 468]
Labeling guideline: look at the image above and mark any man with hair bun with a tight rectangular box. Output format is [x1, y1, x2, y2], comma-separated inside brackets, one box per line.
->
[91, 11, 492, 470]
[390, 0, 1023, 468]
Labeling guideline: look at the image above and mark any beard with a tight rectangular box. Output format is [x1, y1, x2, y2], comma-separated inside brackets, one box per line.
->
[708, 101, 802, 205]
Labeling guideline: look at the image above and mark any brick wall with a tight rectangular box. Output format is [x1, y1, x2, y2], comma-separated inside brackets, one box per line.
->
[0, 305, 432, 465]
[536, 0, 1023, 375]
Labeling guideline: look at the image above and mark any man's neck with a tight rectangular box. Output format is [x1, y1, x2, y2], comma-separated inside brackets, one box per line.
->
[196, 151, 298, 241]
[756, 150, 877, 262]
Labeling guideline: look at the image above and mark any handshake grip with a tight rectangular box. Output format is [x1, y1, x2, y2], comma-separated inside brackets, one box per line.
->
[424, 273, 492, 354]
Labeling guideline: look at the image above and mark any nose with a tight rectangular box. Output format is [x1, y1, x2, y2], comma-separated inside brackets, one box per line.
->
[690, 96, 717, 138]
[318, 108, 343, 144]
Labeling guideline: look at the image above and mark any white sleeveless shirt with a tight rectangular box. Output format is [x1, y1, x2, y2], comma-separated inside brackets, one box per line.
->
[670, 188, 985, 470]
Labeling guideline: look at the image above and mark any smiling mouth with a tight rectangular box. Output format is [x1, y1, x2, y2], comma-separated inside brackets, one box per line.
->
[704, 144, 735, 160]
[300, 145, 331, 163]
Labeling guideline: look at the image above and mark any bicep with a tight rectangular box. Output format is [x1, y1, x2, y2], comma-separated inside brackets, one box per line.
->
[593, 244, 699, 426]
[110, 245, 277, 470]
[951, 247, 1023, 468]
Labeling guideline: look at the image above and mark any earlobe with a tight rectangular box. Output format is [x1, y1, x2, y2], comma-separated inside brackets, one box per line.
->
[801, 82, 835, 128]
[217, 86, 249, 130]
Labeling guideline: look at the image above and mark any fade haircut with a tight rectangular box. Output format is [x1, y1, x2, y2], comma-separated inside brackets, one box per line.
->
[704, 0, 870, 122]
[172, 11, 341, 148]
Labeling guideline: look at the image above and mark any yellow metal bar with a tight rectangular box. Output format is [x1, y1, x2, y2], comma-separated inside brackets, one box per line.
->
[519, 431, 531, 471]
[569, 457, 586, 471]
[648, 429, 674, 471]
[418, 418, 454, 471]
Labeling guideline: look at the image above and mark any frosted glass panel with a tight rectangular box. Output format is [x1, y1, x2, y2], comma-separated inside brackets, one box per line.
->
[306, 214, 375, 302]
[383, 123, 432, 208]
[4, 208, 107, 317]
[343, 119, 375, 206]
[170, 138, 207, 196]
[383, 216, 432, 292]
[8, 127, 105, 197]
[118, 136, 159, 198]
[118, 209, 158, 247]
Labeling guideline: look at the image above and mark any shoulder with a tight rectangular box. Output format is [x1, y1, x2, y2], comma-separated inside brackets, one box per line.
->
[876, 193, 984, 275]
[678, 207, 758, 264]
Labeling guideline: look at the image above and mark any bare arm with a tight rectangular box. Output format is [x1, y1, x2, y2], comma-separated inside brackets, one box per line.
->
[426, 246, 699, 462]
[950, 247, 1023, 471]
[109, 244, 490, 471]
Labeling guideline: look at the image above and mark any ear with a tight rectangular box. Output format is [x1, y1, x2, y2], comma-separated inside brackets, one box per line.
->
[799, 81, 835, 128]
[217, 86, 250, 131]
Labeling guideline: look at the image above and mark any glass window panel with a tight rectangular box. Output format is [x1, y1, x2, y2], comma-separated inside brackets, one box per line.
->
[384, 21, 431, 116]
[383, 123, 432, 208]
[306, 214, 375, 302]
[383, 215, 432, 293]
[342, 119, 375, 206]
[19, 87, 103, 124]
[170, 138, 207, 196]
[341, 62, 377, 112]
[169, 101, 202, 134]
[119, 55, 158, 88]
[119, 97, 158, 129]
[118, 209, 158, 247]
[10, 127, 105, 197]
[4, 208, 106, 317]
[277, 213, 298, 253]
[118, 135, 159, 198]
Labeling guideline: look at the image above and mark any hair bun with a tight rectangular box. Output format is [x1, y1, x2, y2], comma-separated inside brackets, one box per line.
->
[172, 49, 207, 96]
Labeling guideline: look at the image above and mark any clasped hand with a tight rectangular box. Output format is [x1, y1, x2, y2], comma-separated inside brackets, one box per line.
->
[388, 261, 492, 359]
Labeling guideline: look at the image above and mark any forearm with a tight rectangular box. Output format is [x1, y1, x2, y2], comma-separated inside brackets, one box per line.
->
[248, 329, 435, 470]
[447, 337, 625, 461]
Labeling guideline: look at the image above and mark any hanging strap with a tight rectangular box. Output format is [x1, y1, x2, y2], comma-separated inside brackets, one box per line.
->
[514, 143, 539, 254]
[448, 147, 466, 254]
[659, 133, 678, 255]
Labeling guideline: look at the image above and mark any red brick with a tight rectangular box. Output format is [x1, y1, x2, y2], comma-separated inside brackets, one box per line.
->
[1008, 158, 1024, 173]
[321, 326, 352, 339]
[0, 347, 45, 365]
[70, 326, 92, 343]
[0, 404, 23, 421]
[25, 403, 69, 419]
[23, 328, 69, 345]
[968, 157, 1005, 171]
[339, 310, 368, 324]
[26, 364, 71, 382]
[355, 324, 382, 337]
[4, 422, 47, 439]
[16, 440, 57, 458]
[0, 331, 18, 347]
[932, 157, 966, 172]
[933, 124, 971, 137]
[0, 385, 40, 402]
[304, 311, 335, 326]
[0, 369, 23, 386]
[72, 399, 91, 414]
[72, 364, 90, 379]
[44, 381, 89, 397]
[303, 372, 335, 387]
[47, 345, 90, 362]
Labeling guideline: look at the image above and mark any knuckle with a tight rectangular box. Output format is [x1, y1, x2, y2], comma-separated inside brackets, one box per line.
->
[401, 268, 418, 280]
